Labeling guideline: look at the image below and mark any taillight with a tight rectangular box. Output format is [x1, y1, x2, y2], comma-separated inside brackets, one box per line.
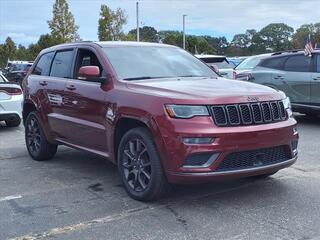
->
[246, 73, 255, 81]
[233, 71, 236, 80]
[0, 87, 22, 95]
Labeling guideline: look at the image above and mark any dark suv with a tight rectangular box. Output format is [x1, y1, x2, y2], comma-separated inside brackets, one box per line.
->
[236, 50, 320, 116]
[23, 42, 298, 201]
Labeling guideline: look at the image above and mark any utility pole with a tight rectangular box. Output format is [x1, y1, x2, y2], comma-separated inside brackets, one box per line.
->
[183, 14, 187, 49]
[136, 2, 140, 42]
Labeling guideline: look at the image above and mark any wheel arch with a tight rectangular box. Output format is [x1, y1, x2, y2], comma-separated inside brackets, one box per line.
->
[112, 115, 165, 163]
[23, 100, 37, 125]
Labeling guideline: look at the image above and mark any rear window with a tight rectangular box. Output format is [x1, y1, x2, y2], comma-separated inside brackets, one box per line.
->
[284, 55, 311, 72]
[33, 52, 55, 76]
[50, 50, 74, 78]
[260, 57, 288, 70]
[198, 57, 233, 69]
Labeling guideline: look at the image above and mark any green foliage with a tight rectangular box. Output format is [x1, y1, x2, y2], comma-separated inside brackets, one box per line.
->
[292, 23, 320, 48]
[259, 23, 294, 51]
[98, 4, 127, 41]
[129, 26, 159, 42]
[1, 13, 320, 69]
[47, 0, 80, 43]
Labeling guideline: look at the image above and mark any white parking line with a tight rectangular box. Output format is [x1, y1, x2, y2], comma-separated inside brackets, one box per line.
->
[0, 195, 22, 202]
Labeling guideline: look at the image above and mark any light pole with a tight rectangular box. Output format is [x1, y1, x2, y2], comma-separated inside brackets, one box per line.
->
[136, 2, 140, 42]
[183, 14, 187, 49]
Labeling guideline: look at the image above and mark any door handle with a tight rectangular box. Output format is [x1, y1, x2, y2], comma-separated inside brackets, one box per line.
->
[313, 77, 320, 81]
[274, 76, 284, 80]
[39, 81, 48, 86]
[66, 84, 76, 91]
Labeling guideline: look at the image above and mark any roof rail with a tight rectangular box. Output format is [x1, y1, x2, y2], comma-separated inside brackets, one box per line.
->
[271, 49, 304, 56]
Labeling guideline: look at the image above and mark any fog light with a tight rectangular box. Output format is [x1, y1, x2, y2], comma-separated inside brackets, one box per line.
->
[184, 152, 219, 168]
[182, 137, 214, 144]
[293, 127, 298, 135]
[291, 140, 298, 155]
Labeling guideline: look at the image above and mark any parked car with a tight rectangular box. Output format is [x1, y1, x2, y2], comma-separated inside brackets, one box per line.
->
[0, 73, 23, 127]
[4, 61, 33, 85]
[236, 50, 320, 116]
[23, 42, 298, 201]
[195, 54, 234, 79]
[233, 53, 272, 80]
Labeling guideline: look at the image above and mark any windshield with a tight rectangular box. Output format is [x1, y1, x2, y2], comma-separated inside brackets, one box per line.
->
[235, 55, 265, 70]
[103, 46, 217, 80]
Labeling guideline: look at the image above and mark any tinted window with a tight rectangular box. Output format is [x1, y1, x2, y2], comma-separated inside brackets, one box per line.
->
[75, 49, 105, 78]
[260, 57, 288, 70]
[317, 54, 320, 73]
[284, 55, 311, 72]
[50, 50, 74, 78]
[103, 46, 216, 80]
[33, 52, 54, 76]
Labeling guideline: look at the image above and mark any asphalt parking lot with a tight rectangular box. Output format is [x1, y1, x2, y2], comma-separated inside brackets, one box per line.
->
[0, 114, 319, 240]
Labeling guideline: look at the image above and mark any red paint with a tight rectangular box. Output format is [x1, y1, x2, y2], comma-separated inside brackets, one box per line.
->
[78, 66, 100, 79]
[22, 42, 298, 184]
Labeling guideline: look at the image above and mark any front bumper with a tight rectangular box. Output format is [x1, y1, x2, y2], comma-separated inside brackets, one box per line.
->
[156, 115, 298, 184]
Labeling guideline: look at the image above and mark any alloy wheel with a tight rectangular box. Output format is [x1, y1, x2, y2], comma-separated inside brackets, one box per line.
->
[122, 138, 152, 192]
[26, 117, 41, 155]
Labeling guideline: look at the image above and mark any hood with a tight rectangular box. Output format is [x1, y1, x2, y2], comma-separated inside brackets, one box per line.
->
[126, 77, 285, 105]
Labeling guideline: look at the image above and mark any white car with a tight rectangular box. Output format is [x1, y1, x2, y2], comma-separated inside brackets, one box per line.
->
[0, 73, 23, 127]
[195, 54, 235, 79]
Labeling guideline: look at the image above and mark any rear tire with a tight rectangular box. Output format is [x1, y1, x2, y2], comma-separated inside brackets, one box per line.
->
[25, 111, 57, 161]
[5, 117, 21, 127]
[118, 127, 168, 201]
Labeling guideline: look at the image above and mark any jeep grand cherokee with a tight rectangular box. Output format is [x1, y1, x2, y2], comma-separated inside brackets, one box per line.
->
[22, 42, 298, 201]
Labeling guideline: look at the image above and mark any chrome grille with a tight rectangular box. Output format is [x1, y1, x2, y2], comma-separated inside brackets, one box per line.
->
[211, 101, 287, 127]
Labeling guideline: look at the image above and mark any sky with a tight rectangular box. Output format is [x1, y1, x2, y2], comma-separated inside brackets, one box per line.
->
[0, 0, 319, 46]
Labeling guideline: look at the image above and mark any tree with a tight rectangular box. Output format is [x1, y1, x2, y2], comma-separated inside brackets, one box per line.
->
[98, 5, 127, 41]
[204, 36, 228, 54]
[28, 34, 61, 59]
[3, 37, 16, 60]
[259, 23, 294, 51]
[129, 26, 159, 42]
[292, 23, 320, 48]
[47, 0, 80, 43]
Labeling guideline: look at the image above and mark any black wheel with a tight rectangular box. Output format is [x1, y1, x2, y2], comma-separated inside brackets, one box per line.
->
[252, 171, 278, 180]
[5, 117, 21, 127]
[25, 112, 57, 161]
[118, 127, 168, 201]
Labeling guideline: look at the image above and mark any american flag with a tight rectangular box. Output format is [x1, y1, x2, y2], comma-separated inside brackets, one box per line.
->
[304, 34, 313, 56]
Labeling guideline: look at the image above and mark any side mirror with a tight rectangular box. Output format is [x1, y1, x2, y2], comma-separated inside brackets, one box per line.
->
[78, 66, 106, 83]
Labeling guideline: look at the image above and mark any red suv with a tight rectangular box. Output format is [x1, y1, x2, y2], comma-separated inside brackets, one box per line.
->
[22, 42, 298, 201]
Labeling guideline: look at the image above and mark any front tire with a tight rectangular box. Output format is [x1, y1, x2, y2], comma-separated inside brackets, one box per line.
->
[118, 127, 168, 201]
[25, 112, 57, 161]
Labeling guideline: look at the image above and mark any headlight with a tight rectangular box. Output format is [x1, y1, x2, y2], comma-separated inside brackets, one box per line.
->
[165, 105, 209, 118]
[282, 97, 291, 109]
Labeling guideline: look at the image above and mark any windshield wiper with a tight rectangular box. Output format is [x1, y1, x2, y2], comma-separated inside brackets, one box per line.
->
[177, 75, 208, 78]
[123, 76, 154, 80]
[123, 76, 175, 81]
